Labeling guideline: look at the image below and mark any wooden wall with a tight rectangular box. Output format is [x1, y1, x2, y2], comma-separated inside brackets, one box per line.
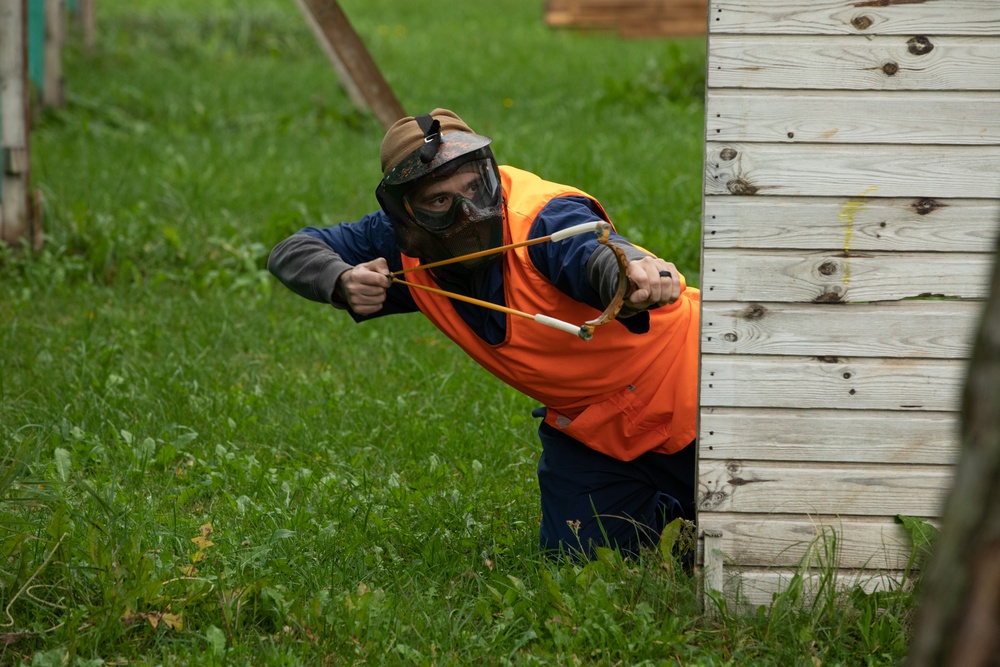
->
[698, 0, 1000, 608]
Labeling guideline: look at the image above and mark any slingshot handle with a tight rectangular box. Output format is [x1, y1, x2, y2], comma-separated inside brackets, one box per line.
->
[534, 315, 592, 341]
[549, 221, 610, 243]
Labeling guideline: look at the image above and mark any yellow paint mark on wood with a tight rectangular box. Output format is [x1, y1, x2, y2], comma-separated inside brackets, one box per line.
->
[838, 187, 878, 284]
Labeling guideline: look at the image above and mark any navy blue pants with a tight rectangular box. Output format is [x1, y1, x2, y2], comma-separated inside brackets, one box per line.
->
[535, 419, 696, 558]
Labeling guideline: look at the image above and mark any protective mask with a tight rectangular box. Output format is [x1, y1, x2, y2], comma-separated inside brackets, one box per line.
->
[379, 151, 505, 272]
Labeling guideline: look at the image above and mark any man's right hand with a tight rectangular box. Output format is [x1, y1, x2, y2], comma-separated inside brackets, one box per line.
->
[336, 258, 391, 315]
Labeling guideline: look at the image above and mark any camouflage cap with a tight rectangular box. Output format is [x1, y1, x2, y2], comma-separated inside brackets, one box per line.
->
[379, 108, 492, 186]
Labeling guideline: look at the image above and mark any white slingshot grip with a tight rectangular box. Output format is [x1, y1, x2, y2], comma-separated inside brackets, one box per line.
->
[549, 221, 611, 242]
[534, 314, 588, 339]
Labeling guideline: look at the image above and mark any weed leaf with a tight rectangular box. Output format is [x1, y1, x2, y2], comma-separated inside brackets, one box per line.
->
[895, 515, 938, 558]
[53, 447, 72, 482]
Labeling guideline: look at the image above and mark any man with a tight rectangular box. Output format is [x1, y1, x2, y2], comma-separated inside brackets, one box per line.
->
[268, 108, 700, 558]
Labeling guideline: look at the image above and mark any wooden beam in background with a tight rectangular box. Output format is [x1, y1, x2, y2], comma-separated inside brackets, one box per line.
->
[1, 0, 32, 245]
[545, 0, 708, 38]
[43, 0, 64, 106]
[295, 0, 405, 130]
[74, 0, 95, 54]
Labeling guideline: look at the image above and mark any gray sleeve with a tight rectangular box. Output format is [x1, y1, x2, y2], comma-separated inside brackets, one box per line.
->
[586, 240, 650, 314]
[267, 233, 354, 305]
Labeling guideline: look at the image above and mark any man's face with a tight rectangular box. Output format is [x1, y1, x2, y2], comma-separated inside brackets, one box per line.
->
[380, 152, 504, 270]
[407, 165, 487, 228]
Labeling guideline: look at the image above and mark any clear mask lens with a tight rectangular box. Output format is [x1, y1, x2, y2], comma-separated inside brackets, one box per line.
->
[403, 157, 501, 232]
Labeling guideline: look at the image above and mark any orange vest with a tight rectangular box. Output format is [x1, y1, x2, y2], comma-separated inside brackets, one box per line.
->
[401, 166, 700, 460]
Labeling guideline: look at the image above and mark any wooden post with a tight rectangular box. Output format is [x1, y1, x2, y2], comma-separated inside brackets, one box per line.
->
[1, 0, 32, 246]
[43, 0, 63, 106]
[77, 0, 94, 53]
[294, 0, 405, 131]
[67, 0, 95, 53]
[906, 233, 1000, 665]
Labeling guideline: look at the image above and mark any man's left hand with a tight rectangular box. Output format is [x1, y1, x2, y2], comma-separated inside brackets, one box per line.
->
[625, 257, 682, 311]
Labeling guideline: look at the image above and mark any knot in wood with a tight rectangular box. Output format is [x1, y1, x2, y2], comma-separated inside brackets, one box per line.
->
[719, 147, 738, 161]
[851, 15, 873, 30]
[882, 62, 899, 76]
[814, 288, 846, 304]
[699, 490, 727, 510]
[913, 198, 942, 215]
[726, 178, 758, 195]
[742, 303, 767, 320]
[818, 260, 841, 276]
[723, 332, 738, 343]
[907, 36, 934, 56]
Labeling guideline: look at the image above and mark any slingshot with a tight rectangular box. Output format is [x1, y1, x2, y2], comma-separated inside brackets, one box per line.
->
[388, 221, 631, 341]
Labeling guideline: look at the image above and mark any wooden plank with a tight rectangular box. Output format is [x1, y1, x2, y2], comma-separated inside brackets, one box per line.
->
[704, 143, 1000, 199]
[709, 0, 1000, 36]
[1, 0, 31, 245]
[619, 17, 707, 38]
[698, 460, 953, 516]
[699, 514, 928, 569]
[701, 355, 965, 411]
[701, 301, 979, 358]
[707, 89, 1000, 145]
[703, 529, 725, 605]
[546, 0, 705, 26]
[701, 249, 993, 303]
[704, 196, 1000, 253]
[548, 18, 708, 36]
[707, 35, 1000, 91]
[295, 0, 405, 131]
[699, 407, 960, 465]
[719, 569, 906, 611]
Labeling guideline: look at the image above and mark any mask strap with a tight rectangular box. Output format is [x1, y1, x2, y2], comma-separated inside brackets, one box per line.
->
[415, 114, 441, 163]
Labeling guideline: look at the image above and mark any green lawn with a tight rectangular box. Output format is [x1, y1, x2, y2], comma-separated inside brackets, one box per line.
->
[1, 1, 917, 664]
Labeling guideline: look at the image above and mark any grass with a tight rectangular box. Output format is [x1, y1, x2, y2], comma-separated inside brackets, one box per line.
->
[0, 1, 920, 664]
